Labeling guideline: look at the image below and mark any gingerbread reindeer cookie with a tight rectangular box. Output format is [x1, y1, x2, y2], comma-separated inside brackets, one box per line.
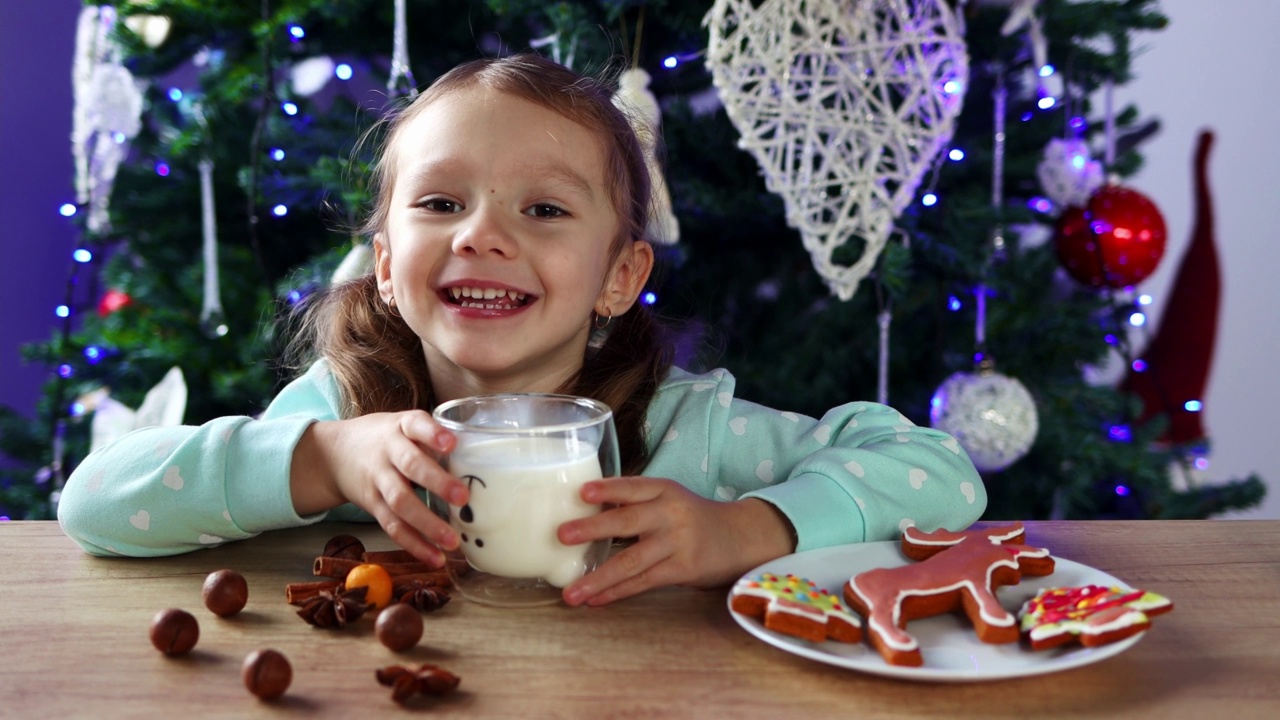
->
[843, 524, 1055, 667]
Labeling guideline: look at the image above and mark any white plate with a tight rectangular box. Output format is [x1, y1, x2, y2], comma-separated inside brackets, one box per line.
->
[728, 541, 1145, 682]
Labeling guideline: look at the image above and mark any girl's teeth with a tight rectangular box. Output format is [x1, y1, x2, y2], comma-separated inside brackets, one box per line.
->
[447, 287, 528, 306]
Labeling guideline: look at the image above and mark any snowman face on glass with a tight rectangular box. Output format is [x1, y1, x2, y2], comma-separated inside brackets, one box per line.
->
[448, 469, 598, 588]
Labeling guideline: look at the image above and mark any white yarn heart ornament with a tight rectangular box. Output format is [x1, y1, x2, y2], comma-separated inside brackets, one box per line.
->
[704, 0, 968, 299]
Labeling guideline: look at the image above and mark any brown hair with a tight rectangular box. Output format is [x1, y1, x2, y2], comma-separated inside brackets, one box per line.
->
[291, 54, 673, 475]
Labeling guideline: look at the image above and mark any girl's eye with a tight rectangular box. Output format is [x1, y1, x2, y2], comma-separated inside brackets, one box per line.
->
[419, 198, 462, 213]
[526, 203, 567, 219]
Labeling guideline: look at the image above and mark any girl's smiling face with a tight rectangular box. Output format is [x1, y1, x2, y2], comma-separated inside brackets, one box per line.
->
[374, 87, 651, 401]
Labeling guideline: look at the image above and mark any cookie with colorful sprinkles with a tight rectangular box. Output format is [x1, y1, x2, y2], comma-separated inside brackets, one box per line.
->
[1019, 585, 1173, 651]
[730, 573, 862, 644]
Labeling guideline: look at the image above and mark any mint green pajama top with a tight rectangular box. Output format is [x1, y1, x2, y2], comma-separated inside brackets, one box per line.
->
[58, 360, 987, 557]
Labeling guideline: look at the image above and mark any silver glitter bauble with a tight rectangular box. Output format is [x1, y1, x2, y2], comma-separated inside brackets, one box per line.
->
[930, 370, 1038, 472]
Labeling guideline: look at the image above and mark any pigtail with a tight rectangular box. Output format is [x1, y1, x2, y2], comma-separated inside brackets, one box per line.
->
[288, 274, 431, 418]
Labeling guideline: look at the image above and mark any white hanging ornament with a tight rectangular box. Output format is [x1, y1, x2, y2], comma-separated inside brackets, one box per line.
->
[613, 68, 679, 245]
[198, 158, 227, 337]
[331, 242, 374, 286]
[930, 368, 1038, 473]
[290, 56, 335, 97]
[122, 0, 172, 49]
[82, 367, 188, 454]
[704, 0, 968, 300]
[72, 5, 147, 234]
[1037, 137, 1104, 209]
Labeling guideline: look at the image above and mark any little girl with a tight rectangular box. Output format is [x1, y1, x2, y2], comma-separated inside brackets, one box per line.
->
[58, 53, 986, 606]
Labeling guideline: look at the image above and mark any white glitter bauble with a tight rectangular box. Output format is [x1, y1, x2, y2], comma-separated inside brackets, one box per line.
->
[930, 371, 1038, 472]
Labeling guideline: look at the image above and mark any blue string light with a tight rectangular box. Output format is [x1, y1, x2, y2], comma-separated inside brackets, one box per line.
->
[663, 55, 678, 69]
[73, 249, 93, 263]
[1129, 312, 1146, 327]
[59, 203, 77, 217]
[1115, 484, 1130, 496]
[335, 63, 353, 80]
[1131, 358, 1147, 372]
[642, 291, 657, 305]
[57, 364, 74, 379]
[948, 148, 965, 161]
[947, 295, 962, 311]
[1039, 64, 1056, 77]
[1108, 425, 1132, 442]
[922, 193, 938, 207]
[272, 204, 288, 217]
[1184, 400, 1203, 412]
[167, 87, 183, 102]
[943, 80, 962, 94]
[281, 102, 299, 116]
[155, 162, 170, 177]
[1037, 96, 1056, 110]
[55, 305, 70, 318]
[270, 148, 285, 161]
[288, 25, 305, 41]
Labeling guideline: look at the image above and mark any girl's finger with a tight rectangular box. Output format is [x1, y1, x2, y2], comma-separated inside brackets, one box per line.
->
[397, 410, 455, 453]
[377, 472, 459, 551]
[559, 501, 653, 545]
[367, 498, 446, 567]
[386, 434, 469, 507]
[563, 541, 669, 606]
[578, 476, 665, 505]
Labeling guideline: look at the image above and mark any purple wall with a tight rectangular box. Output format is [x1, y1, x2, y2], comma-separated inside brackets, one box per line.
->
[0, 2, 80, 424]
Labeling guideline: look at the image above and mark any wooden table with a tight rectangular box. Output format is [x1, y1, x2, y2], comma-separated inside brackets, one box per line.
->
[2, 520, 1277, 718]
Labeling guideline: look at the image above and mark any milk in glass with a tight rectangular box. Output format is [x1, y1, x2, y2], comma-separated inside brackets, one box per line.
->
[448, 436, 603, 587]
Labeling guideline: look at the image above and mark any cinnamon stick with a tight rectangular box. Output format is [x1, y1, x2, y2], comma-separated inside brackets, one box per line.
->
[285, 580, 342, 605]
[391, 572, 453, 590]
[362, 548, 418, 564]
[312, 556, 439, 579]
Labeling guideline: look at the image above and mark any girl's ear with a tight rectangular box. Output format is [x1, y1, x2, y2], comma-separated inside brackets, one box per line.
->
[598, 240, 655, 316]
[373, 233, 395, 304]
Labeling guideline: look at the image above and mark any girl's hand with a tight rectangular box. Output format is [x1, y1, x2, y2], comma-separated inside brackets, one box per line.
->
[291, 411, 470, 567]
[557, 477, 796, 606]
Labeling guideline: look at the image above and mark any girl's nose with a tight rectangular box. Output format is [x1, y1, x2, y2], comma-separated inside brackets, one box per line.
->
[451, 203, 518, 258]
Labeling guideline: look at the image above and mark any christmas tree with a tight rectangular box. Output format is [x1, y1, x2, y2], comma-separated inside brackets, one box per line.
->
[0, 0, 1263, 521]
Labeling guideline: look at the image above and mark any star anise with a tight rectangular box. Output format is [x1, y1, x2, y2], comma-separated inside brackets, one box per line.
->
[393, 581, 451, 612]
[296, 585, 373, 628]
[376, 663, 461, 704]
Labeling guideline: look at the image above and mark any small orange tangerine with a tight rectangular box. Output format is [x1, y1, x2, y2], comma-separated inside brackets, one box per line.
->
[344, 563, 393, 611]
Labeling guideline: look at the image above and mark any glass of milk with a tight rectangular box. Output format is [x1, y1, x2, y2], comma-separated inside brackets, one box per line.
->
[430, 394, 619, 607]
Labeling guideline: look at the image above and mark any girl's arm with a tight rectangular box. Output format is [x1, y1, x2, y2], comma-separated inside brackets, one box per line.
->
[643, 368, 988, 551]
[57, 362, 346, 556]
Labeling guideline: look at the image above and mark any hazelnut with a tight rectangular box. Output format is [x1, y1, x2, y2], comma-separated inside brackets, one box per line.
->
[242, 648, 292, 700]
[375, 603, 424, 651]
[202, 569, 249, 617]
[149, 608, 199, 655]
[322, 534, 366, 560]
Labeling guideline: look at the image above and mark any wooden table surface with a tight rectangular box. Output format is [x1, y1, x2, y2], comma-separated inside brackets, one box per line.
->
[1, 520, 1277, 718]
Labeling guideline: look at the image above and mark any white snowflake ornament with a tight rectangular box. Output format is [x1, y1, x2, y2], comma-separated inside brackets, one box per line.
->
[704, 0, 968, 300]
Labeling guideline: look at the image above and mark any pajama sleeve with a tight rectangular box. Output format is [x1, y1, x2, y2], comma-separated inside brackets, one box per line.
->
[642, 367, 987, 551]
[57, 361, 349, 556]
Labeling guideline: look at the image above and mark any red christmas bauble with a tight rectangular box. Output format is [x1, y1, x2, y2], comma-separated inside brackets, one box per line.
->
[98, 288, 133, 316]
[1053, 185, 1167, 288]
